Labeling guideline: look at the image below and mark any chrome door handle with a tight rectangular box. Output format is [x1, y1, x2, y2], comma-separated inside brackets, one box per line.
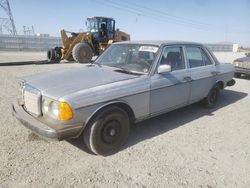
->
[211, 71, 220, 75]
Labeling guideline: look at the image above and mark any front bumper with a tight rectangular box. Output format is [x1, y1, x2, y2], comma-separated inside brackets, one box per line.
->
[235, 67, 250, 75]
[11, 102, 83, 140]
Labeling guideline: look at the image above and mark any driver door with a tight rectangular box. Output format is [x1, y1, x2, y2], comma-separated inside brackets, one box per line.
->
[150, 45, 191, 115]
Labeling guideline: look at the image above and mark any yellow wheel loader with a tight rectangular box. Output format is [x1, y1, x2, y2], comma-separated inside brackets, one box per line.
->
[47, 16, 130, 63]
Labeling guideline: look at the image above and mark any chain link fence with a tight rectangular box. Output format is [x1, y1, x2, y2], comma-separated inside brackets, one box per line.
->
[0, 34, 238, 52]
[0, 34, 62, 51]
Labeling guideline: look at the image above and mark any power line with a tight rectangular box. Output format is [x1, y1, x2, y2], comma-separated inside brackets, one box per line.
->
[93, 0, 222, 33]
[93, 0, 250, 35]
[120, 0, 216, 28]
[122, 0, 250, 35]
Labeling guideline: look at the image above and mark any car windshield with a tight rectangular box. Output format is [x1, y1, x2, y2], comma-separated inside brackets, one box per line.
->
[95, 44, 159, 74]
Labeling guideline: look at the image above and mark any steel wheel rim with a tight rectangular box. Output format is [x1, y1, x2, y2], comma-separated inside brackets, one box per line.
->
[101, 120, 121, 144]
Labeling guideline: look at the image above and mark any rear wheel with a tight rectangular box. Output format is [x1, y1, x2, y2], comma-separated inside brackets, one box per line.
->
[202, 86, 220, 108]
[47, 48, 55, 63]
[54, 47, 62, 63]
[83, 106, 130, 156]
[72, 42, 93, 63]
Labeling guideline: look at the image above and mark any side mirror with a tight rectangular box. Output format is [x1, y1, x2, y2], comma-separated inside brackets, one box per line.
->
[157, 64, 171, 74]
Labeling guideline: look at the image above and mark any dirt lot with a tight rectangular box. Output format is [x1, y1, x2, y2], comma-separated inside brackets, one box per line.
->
[0, 63, 250, 188]
[0, 51, 46, 63]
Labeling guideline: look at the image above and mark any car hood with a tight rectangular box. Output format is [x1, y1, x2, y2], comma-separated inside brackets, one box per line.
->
[24, 66, 139, 99]
[234, 56, 250, 63]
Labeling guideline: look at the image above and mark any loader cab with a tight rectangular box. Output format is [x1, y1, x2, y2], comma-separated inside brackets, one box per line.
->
[86, 17, 115, 42]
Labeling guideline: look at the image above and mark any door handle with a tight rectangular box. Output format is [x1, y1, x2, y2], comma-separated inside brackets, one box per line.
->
[183, 76, 192, 81]
[211, 71, 220, 76]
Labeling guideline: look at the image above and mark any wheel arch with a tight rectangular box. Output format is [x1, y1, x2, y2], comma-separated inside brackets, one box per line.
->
[215, 80, 224, 90]
[84, 101, 136, 128]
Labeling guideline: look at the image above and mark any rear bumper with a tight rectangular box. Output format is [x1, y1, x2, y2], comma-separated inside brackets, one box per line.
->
[11, 102, 83, 140]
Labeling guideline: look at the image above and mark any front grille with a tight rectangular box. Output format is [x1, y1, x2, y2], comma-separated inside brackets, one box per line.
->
[23, 85, 41, 116]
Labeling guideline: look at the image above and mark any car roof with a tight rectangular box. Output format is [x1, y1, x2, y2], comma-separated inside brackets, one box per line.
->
[115, 40, 204, 47]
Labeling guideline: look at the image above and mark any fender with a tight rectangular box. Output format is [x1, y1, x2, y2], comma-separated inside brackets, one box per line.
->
[84, 100, 135, 128]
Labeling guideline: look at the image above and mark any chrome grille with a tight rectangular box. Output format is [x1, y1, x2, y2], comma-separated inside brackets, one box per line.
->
[23, 85, 41, 116]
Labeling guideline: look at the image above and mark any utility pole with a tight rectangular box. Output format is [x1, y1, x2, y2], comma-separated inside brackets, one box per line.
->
[0, 0, 17, 35]
[23, 25, 35, 35]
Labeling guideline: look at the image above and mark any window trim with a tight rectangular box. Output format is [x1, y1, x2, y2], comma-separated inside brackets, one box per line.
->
[184, 45, 215, 69]
[200, 48, 213, 66]
[153, 45, 187, 74]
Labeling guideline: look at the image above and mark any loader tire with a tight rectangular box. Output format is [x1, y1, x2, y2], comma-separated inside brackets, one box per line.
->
[72, 42, 93, 63]
[54, 47, 62, 63]
[47, 48, 56, 63]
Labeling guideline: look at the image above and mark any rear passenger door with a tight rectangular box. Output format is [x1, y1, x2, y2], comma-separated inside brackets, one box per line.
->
[185, 46, 216, 103]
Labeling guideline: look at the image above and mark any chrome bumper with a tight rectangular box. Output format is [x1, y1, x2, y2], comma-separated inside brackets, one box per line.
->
[11, 102, 83, 140]
[235, 67, 250, 74]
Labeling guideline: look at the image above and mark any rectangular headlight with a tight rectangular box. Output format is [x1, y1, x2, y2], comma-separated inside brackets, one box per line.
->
[42, 97, 73, 121]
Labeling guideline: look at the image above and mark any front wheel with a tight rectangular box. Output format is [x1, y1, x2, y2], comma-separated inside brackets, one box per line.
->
[202, 86, 220, 108]
[72, 42, 93, 63]
[83, 106, 130, 156]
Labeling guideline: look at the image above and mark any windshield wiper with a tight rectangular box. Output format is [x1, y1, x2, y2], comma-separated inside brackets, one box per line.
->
[114, 67, 143, 75]
[89, 61, 102, 67]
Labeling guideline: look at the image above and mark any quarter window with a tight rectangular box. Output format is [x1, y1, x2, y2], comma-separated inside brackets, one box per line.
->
[160, 47, 185, 71]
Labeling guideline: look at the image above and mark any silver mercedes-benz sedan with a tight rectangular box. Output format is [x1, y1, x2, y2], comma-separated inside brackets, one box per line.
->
[12, 41, 235, 155]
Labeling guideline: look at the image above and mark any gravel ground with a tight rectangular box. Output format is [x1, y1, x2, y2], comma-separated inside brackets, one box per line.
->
[0, 51, 46, 63]
[0, 63, 250, 188]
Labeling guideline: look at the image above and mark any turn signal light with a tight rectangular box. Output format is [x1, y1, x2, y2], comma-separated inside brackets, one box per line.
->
[58, 102, 73, 121]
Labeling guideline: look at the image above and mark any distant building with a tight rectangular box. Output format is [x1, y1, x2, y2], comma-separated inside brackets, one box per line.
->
[36, 33, 50, 37]
[205, 43, 239, 52]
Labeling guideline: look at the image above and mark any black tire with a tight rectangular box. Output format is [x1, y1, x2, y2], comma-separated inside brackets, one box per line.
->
[54, 47, 62, 63]
[234, 73, 241, 78]
[202, 86, 220, 108]
[72, 42, 93, 63]
[47, 48, 55, 63]
[83, 106, 130, 156]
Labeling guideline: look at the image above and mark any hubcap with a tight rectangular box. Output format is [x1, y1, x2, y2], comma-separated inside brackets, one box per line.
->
[80, 48, 88, 57]
[101, 120, 121, 144]
[109, 128, 116, 136]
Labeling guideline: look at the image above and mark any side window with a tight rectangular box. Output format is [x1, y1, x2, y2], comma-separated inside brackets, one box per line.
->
[186, 47, 204, 68]
[201, 49, 213, 65]
[186, 46, 213, 68]
[160, 46, 185, 71]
